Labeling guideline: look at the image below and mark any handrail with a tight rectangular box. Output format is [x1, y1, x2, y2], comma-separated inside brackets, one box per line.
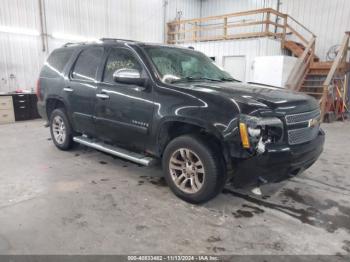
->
[167, 8, 314, 47]
[320, 32, 350, 121]
[285, 37, 316, 90]
[286, 14, 315, 37]
[168, 8, 272, 25]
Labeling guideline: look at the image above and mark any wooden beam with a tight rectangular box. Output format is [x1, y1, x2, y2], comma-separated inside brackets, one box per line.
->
[286, 24, 308, 44]
[281, 16, 287, 48]
[223, 17, 228, 39]
[265, 11, 270, 33]
[268, 21, 285, 29]
[168, 20, 268, 35]
[167, 8, 273, 25]
[167, 31, 270, 44]
[285, 37, 315, 90]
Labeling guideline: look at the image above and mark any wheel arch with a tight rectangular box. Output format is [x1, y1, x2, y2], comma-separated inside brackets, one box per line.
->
[46, 96, 68, 120]
[156, 118, 232, 170]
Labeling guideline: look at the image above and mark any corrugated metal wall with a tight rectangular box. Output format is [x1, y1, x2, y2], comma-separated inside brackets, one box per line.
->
[166, 0, 201, 21]
[280, 0, 350, 60]
[0, 0, 44, 92]
[200, 0, 278, 17]
[1, 0, 198, 92]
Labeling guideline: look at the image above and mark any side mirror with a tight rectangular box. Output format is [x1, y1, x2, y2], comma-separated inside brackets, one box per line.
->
[113, 68, 145, 85]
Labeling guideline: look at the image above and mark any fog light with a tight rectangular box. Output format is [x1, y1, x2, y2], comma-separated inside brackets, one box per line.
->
[239, 123, 250, 148]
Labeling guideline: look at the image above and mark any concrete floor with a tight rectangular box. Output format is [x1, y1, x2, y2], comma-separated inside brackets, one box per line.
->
[0, 119, 349, 255]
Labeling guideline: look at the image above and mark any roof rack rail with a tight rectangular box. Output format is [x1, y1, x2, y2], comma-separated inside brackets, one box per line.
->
[99, 38, 138, 42]
[63, 42, 87, 47]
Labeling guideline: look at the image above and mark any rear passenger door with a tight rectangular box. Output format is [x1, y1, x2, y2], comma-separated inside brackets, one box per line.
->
[65, 46, 104, 136]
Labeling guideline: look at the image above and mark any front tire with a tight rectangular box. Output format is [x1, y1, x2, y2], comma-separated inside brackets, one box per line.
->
[162, 134, 226, 204]
[50, 108, 74, 150]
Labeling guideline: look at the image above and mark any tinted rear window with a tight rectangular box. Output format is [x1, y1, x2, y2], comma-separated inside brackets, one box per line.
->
[71, 47, 104, 82]
[41, 48, 74, 78]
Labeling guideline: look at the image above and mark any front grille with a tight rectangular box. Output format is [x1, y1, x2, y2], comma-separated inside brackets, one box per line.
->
[285, 109, 320, 125]
[288, 126, 319, 145]
[285, 109, 321, 145]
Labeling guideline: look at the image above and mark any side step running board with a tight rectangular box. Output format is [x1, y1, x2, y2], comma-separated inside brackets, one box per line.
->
[73, 136, 156, 166]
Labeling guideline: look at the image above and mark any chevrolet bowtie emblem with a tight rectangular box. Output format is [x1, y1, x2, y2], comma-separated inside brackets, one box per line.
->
[308, 118, 319, 128]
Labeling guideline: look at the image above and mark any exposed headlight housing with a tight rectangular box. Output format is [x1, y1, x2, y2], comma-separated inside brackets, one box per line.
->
[239, 114, 284, 152]
[248, 126, 261, 137]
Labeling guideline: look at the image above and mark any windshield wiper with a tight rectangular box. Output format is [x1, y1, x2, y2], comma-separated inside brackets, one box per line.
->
[171, 76, 223, 83]
[220, 77, 241, 82]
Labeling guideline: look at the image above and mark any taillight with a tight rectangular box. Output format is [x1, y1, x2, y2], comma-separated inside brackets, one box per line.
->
[36, 79, 42, 101]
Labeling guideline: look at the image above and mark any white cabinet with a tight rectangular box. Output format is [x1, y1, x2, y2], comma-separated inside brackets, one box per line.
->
[223, 56, 246, 82]
[252, 56, 298, 88]
[0, 96, 15, 124]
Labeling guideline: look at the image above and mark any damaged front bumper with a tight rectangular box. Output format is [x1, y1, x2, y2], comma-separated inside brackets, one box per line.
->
[231, 129, 325, 188]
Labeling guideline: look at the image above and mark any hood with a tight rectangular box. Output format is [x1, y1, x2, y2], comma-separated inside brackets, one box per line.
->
[175, 81, 319, 114]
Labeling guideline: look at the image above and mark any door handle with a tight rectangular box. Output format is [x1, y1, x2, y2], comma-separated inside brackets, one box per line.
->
[96, 93, 110, 99]
[63, 87, 74, 92]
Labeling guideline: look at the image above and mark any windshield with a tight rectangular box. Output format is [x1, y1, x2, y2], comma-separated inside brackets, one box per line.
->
[144, 46, 236, 83]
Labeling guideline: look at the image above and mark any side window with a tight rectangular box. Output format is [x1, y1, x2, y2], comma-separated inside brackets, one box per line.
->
[41, 48, 74, 78]
[71, 47, 104, 82]
[103, 48, 142, 84]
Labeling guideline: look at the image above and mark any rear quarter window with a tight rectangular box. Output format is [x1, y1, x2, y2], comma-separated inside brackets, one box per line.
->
[40, 48, 74, 78]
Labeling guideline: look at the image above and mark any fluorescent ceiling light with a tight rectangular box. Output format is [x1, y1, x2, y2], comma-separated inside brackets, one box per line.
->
[0, 25, 40, 36]
[52, 32, 97, 42]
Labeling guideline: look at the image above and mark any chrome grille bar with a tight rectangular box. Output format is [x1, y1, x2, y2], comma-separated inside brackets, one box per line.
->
[285, 109, 321, 145]
[285, 109, 320, 125]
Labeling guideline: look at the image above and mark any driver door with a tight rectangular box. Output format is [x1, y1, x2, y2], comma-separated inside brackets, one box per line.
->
[94, 47, 155, 151]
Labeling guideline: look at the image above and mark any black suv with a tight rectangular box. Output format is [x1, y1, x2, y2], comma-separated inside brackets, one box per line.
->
[37, 38, 325, 203]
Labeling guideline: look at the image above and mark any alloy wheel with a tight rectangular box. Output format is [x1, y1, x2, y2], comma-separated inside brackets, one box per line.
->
[169, 148, 205, 194]
[52, 115, 66, 145]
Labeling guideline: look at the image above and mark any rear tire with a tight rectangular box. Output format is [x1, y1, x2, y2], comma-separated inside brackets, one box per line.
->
[50, 108, 74, 150]
[162, 134, 226, 204]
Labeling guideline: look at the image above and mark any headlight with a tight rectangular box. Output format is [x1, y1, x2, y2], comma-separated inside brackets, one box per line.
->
[239, 114, 284, 151]
[248, 127, 261, 137]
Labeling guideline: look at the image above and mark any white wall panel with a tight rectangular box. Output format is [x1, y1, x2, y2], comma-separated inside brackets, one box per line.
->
[45, 0, 165, 44]
[0, 33, 44, 92]
[200, 0, 278, 17]
[0, 0, 42, 92]
[0, 0, 40, 30]
[181, 38, 283, 82]
[166, 0, 201, 22]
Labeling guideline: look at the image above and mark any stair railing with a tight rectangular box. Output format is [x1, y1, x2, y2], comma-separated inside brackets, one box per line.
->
[284, 37, 316, 91]
[320, 32, 350, 121]
[167, 8, 283, 44]
[167, 8, 314, 46]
